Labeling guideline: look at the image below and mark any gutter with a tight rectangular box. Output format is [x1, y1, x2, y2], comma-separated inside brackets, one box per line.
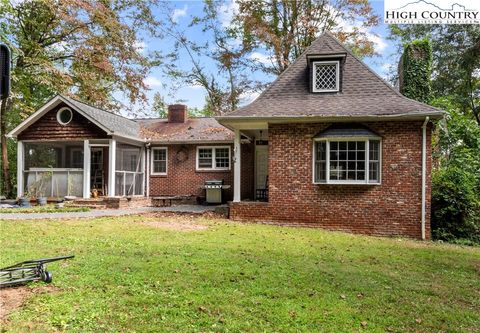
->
[215, 112, 445, 128]
[421, 116, 429, 240]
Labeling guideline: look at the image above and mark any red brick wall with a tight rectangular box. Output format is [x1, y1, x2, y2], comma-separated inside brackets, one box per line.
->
[149, 143, 254, 201]
[230, 121, 432, 240]
[168, 104, 187, 123]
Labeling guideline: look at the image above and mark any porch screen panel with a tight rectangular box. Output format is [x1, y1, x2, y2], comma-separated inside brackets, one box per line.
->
[23, 143, 84, 198]
[115, 144, 144, 196]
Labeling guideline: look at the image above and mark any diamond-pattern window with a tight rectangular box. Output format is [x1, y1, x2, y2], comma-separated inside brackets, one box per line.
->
[313, 62, 339, 92]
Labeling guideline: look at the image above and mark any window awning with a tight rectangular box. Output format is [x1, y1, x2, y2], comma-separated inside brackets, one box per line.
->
[314, 123, 380, 139]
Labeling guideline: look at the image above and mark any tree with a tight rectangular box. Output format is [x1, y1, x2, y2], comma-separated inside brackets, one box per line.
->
[389, 25, 480, 125]
[431, 98, 480, 244]
[152, 92, 168, 118]
[0, 0, 157, 197]
[234, 0, 380, 75]
[157, 0, 259, 115]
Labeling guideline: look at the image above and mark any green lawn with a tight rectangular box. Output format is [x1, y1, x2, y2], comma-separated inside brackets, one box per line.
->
[0, 204, 90, 214]
[0, 215, 479, 332]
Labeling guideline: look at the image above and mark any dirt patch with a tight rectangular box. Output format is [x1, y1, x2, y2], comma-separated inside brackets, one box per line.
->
[0, 285, 60, 321]
[141, 220, 209, 231]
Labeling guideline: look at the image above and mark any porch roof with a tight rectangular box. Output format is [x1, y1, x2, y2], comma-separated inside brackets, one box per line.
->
[62, 96, 141, 139]
[8, 95, 142, 141]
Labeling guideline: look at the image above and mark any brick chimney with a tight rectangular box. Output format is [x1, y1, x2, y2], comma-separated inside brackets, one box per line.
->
[168, 104, 188, 123]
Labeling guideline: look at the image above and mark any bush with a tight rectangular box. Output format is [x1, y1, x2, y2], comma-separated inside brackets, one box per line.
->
[431, 103, 480, 245]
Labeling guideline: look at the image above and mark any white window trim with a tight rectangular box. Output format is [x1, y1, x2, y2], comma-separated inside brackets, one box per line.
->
[56, 107, 73, 125]
[196, 146, 231, 171]
[312, 60, 340, 93]
[151, 147, 168, 176]
[312, 137, 381, 185]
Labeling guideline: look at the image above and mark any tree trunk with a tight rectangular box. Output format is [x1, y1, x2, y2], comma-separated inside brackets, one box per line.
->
[0, 98, 12, 198]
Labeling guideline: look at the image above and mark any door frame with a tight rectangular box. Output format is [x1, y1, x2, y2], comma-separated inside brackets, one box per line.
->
[254, 140, 268, 200]
[90, 147, 107, 195]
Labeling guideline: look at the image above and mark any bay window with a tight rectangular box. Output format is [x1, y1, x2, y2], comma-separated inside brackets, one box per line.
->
[313, 136, 381, 184]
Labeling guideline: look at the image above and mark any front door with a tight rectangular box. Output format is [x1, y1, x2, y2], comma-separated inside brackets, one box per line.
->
[90, 148, 105, 196]
[255, 143, 268, 200]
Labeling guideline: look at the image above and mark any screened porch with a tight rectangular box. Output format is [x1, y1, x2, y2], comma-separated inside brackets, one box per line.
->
[17, 139, 146, 199]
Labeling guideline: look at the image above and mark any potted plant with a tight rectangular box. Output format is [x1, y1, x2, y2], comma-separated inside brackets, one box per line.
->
[19, 187, 34, 208]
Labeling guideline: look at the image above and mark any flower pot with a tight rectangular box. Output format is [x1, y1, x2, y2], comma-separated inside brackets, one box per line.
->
[19, 197, 31, 208]
[37, 197, 48, 206]
[55, 202, 65, 209]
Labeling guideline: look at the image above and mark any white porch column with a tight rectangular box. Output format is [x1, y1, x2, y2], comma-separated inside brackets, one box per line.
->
[82, 140, 91, 198]
[145, 146, 150, 197]
[108, 139, 116, 197]
[16, 141, 24, 198]
[141, 146, 146, 196]
[233, 129, 241, 202]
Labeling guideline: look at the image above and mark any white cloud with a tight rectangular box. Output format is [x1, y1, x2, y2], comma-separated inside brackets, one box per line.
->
[249, 52, 274, 65]
[133, 41, 147, 53]
[381, 63, 392, 72]
[240, 91, 260, 105]
[188, 83, 203, 90]
[143, 76, 162, 87]
[172, 5, 188, 23]
[330, 6, 387, 55]
[219, 0, 239, 27]
[369, 33, 388, 53]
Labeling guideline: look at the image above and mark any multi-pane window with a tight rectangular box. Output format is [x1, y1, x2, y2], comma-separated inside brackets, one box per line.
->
[151, 148, 167, 175]
[197, 146, 230, 170]
[215, 148, 230, 168]
[198, 148, 213, 169]
[369, 140, 380, 183]
[312, 61, 339, 92]
[314, 139, 381, 184]
[70, 149, 84, 168]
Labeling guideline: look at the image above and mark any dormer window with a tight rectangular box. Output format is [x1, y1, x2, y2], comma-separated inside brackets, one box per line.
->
[312, 61, 340, 93]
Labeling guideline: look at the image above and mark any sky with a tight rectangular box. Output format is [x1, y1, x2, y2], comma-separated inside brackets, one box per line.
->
[129, 0, 398, 116]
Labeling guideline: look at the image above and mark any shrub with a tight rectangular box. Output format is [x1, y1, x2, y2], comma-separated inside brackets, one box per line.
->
[431, 102, 480, 245]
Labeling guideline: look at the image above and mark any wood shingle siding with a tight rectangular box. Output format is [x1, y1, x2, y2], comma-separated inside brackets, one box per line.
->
[18, 103, 108, 141]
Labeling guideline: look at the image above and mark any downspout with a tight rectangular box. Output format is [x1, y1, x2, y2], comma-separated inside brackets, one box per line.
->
[421, 116, 429, 240]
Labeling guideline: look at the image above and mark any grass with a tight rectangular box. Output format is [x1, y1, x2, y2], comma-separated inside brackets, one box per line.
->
[0, 215, 479, 332]
[0, 204, 90, 214]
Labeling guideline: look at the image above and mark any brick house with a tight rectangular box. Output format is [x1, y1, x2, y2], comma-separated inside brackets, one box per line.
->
[8, 32, 443, 239]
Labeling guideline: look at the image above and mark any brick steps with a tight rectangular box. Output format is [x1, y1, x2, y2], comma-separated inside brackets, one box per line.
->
[69, 203, 107, 209]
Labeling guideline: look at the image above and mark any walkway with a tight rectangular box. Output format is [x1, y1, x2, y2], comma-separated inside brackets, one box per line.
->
[0, 205, 217, 220]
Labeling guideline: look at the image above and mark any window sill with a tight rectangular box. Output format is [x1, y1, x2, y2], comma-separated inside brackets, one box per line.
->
[150, 173, 167, 177]
[313, 182, 381, 185]
[196, 169, 231, 173]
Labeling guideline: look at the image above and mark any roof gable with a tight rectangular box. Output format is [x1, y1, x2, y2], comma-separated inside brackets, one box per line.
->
[219, 32, 443, 120]
[8, 95, 141, 140]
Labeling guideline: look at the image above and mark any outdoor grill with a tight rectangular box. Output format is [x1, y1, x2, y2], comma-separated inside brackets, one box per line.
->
[203, 179, 230, 204]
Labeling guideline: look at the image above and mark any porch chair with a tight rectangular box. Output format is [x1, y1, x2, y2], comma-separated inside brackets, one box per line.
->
[255, 175, 269, 202]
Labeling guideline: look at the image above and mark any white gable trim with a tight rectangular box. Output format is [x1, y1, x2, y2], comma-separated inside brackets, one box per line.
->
[7, 95, 113, 138]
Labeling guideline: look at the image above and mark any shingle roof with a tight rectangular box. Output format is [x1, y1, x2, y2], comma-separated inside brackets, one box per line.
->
[137, 117, 234, 143]
[62, 96, 141, 138]
[219, 32, 443, 120]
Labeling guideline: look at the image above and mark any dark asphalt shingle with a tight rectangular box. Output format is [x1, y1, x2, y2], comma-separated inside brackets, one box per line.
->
[220, 32, 443, 119]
